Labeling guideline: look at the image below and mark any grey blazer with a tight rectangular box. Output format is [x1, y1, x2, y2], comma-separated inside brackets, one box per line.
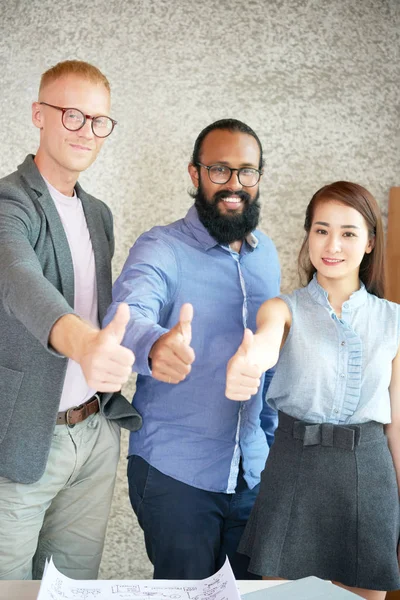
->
[0, 155, 141, 484]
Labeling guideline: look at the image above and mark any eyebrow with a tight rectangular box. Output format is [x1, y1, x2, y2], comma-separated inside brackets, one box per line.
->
[314, 221, 360, 229]
[208, 161, 259, 168]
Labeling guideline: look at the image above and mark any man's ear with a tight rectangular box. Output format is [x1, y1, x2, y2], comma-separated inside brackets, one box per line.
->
[188, 163, 200, 189]
[32, 102, 44, 130]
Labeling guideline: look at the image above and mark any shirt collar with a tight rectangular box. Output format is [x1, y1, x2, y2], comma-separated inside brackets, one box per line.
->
[183, 205, 259, 251]
[307, 272, 367, 310]
[245, 231, 259, 249]
[42, 175, 79, 205]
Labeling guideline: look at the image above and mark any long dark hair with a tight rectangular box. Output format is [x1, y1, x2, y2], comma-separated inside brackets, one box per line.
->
[298, 181, 385, 298]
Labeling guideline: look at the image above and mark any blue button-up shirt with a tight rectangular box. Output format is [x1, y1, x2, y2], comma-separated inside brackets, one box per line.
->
[104, 205, 280, 493]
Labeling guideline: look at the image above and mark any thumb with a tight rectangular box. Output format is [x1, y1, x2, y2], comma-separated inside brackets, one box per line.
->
[238, 328, 254, 356]
[178, 303, 193, 344]
[103, 303, 130, 344]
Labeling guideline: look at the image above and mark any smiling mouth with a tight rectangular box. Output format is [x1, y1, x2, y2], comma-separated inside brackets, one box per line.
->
[70, 144, 92, 151]
[322, 258, 344, 265]
[221, 196, 243, 209]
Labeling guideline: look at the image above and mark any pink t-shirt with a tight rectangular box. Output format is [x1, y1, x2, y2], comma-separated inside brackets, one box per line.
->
[44, 179, 99, 411]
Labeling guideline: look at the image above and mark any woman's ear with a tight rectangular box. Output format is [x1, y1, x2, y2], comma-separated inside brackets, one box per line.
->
[365, 236, 375, 254]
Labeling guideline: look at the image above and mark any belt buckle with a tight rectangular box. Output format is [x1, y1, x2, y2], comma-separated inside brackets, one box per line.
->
[65, 406, 78, 428]
[88, 393, 100, 416]
[65, 394, 99, 428]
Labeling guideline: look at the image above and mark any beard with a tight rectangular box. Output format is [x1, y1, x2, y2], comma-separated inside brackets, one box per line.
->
[193, 184, 261, 245]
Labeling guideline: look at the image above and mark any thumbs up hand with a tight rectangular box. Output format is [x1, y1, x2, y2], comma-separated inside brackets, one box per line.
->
[225, 329, 265, 401]
[149, 303, 195, 384]
[177, 302, 193, 345]
[79, 303, 135, 392]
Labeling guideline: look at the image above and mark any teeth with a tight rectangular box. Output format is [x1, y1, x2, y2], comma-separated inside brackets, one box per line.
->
[324, 258, 343, 263]
[224, 197, 241, 203]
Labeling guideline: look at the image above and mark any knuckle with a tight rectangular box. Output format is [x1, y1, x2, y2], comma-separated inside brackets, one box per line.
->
[152, 359, 162, 372]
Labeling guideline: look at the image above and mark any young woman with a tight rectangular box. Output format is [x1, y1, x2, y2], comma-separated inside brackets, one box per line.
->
[226, 181, 400, 600]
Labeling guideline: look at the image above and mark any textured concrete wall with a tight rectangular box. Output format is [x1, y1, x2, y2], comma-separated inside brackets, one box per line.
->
[0, 0, 399, 579]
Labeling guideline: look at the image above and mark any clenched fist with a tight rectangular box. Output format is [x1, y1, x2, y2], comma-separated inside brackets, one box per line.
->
[79, 303, 135, 392]
[149, 303, 195, 384]
[225, 329, 263, 401]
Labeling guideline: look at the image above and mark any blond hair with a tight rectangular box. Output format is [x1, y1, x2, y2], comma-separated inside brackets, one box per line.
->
[39, 60, 110, 95]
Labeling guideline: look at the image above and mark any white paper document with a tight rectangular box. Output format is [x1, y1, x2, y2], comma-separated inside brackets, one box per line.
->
[37, 556, 241, 600]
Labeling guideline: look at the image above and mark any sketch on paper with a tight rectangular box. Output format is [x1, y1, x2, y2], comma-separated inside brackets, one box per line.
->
[36, 556, 241, 600]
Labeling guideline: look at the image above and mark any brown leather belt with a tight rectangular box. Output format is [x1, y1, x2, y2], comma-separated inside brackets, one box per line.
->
[56, 394, 100, 427]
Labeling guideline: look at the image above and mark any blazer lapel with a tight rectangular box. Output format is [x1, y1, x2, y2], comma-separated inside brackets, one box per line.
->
[78, 188, 112, 324]
[18, 156, 75, 308]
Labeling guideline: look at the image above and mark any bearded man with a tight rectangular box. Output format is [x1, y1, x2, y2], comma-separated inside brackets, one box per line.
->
[104, 119, 280, 580]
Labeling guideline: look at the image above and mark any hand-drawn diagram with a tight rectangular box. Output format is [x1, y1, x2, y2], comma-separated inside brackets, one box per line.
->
[37, 557, 240, 600]
[111, 584, 182, 598]
[48, 577, 69, 599]
[70, 587, 102, 599]
[48, 580, 102, 600]
[184, 572, 228, 600]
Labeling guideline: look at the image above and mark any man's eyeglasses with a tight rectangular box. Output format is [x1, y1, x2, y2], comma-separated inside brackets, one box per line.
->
[196, 163, 262, 187]
[39, 102, 117, 138]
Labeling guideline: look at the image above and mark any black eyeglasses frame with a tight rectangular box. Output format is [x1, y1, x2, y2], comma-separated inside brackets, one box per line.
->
[196, 162, 262, 187]
[39, 102, 117, 138]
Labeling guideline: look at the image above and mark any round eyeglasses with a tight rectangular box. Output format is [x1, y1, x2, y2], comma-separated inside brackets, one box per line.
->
[39, 102, 117, 138]
[196, 162, 261, 187]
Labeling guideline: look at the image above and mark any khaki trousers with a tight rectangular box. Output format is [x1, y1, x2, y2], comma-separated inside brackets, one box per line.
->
[0, 413, 120, 580]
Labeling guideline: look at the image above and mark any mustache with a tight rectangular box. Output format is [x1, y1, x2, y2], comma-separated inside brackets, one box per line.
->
[212, 190, 252, 204]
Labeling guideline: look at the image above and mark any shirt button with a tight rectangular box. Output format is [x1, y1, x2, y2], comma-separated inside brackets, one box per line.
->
[341, 341, 345, 346]
[334, 409, 339, 413]
[340, 373, 345, 378]
[343, 302, 349, 309]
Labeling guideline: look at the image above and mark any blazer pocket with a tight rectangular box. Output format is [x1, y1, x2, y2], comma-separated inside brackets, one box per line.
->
[0, 365, 24, 444]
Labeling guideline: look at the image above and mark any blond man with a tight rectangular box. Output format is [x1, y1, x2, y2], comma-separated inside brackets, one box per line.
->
[0, 60, 141, 580]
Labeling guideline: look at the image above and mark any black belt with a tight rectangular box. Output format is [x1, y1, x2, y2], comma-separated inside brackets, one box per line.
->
[293, 421, 360, 451]
[56, 394, 100, 428]
[278, 411, 384, 452]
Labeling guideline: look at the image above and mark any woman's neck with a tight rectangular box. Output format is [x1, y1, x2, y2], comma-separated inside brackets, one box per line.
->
[316, 272, 360, 316]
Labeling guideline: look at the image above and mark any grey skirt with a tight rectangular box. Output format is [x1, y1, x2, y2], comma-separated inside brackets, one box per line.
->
[239, 411, 400, 591]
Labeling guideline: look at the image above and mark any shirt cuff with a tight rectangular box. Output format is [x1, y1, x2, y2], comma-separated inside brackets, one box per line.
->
[133, 326, 170, 375]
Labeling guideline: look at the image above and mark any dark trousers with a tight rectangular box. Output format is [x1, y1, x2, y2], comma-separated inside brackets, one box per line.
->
[127, 455, 261, 580]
